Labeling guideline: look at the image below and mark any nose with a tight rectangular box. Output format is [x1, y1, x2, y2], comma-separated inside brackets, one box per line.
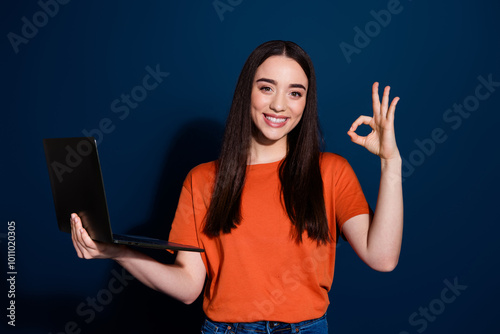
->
[270, 93, 286, 112]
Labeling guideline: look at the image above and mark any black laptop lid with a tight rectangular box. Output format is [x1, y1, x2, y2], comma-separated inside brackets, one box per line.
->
[43, 137, 114, 243]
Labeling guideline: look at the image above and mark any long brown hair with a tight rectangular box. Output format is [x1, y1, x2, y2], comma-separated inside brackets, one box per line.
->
[203, 40, 330, 244]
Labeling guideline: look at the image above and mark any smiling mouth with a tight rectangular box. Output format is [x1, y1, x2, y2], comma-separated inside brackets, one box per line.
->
[264, 114, 289, 127]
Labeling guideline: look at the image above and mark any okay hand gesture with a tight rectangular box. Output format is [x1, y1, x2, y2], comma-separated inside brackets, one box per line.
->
[347, 82, 401, 161]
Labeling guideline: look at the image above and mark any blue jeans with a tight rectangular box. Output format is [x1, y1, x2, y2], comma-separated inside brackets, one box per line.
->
[200, 313, 328, 334]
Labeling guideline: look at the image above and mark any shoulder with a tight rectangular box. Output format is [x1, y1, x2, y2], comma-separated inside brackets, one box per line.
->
[184, 160, 217, 186]
[319, 152, 357, 183]
[319, 152, 349, 169]
[189, 160, 217, 175]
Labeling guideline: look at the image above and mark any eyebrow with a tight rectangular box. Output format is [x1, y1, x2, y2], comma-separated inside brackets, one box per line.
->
[256, 78, 307, 91]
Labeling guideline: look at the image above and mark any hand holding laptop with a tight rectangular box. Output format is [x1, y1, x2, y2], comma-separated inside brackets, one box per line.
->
[70, 213, 125, 260]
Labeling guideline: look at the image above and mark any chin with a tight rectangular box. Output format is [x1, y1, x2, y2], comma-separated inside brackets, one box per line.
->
[257, 131, 288, 145]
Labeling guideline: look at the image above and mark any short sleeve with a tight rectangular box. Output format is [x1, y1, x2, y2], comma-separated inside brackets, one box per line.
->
[334, 158, 372, 236]
[167, 162, 215, 252]
[168, 171, 201, 248]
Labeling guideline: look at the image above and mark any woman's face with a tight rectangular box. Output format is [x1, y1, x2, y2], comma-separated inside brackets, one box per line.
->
[250, 55, 308, 148]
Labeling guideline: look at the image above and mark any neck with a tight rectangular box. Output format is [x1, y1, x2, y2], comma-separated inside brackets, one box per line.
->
[248, 137, 287, 165]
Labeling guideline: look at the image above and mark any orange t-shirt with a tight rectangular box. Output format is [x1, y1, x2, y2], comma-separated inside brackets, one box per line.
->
[168, 152, 371, 323]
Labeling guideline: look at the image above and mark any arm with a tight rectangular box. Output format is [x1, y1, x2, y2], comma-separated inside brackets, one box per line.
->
[343, 82, 403, 272]
[71, 213, 206, 304]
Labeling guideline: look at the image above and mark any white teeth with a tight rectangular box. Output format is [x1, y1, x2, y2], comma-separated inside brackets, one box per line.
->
[265, 115, 287, 123]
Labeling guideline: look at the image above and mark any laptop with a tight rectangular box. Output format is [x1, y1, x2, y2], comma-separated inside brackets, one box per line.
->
[43, 137, 204, 252]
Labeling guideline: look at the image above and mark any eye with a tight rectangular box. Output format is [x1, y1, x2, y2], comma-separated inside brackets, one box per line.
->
[290, 91, 302, 98]
[260, 86, 272, 92]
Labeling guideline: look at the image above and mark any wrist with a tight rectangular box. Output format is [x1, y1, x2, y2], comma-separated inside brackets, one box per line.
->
[111, 244, 131, 262]
[380, 155, 402, 185]
[380, 154, 402, 177]
[380, 153, 402, 167]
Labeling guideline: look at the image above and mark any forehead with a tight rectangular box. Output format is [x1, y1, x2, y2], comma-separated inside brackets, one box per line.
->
[254, 56, 308, 86]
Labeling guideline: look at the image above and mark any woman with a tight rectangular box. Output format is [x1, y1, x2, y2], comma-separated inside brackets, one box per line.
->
[70, 40, 403, 333]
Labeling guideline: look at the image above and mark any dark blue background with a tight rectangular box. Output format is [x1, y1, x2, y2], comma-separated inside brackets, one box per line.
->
[2, 0, 499, 333]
